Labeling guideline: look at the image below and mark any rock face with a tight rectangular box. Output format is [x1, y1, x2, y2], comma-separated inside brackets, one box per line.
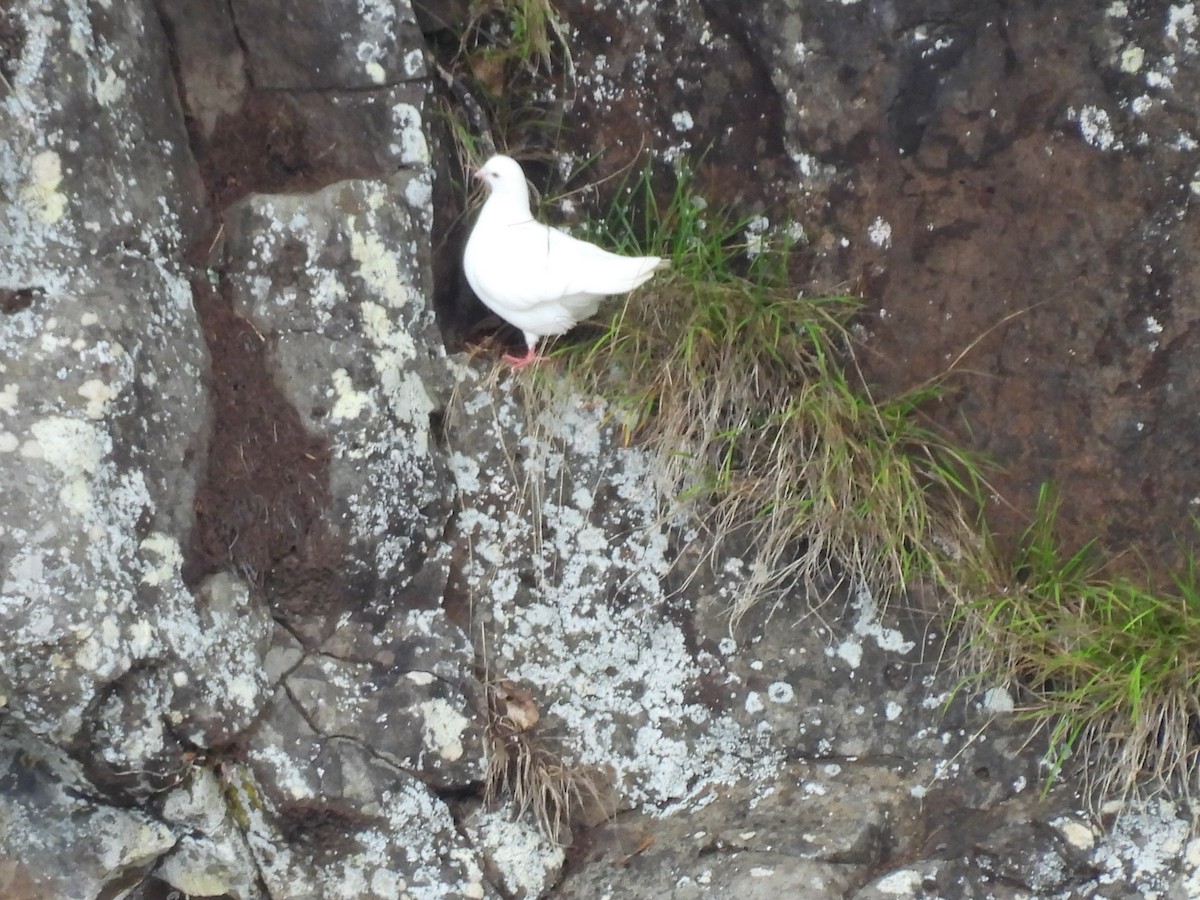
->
[229, 0, 426, 90]
[1, 0, 211, 781]
[746, 0, 1200, 565]
[551, 0, 1200, 567]
[3, 0, 1200, 898]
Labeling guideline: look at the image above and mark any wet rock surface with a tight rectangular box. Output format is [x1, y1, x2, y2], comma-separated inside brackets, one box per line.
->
[550, 0, 1200, 566]
[2, 0, 1200, 898]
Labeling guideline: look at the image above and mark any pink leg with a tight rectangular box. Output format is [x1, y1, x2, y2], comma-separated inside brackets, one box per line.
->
[503, 339, 541, 369]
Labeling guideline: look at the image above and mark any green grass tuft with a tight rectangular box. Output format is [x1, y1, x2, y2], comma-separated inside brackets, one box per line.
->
[961, 484, 1200, 803]
[456, 0, 574, 111]
[546, 163, 988, 623]
[498, 154, 1200, 818]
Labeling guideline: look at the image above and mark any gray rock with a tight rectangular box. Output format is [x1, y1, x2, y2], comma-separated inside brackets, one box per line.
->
[708, 0, 1200, 562]
[462, 805, 566, 900]
[160, 0, 435, 183]
[273, 610, 481, 774]
[0, 717, 176, 899]
[172, 572, 276, 748]
[237, 716, 496, 899]
[235, 600, 488, 894]
[230, 0, 426, 90]
[156, 0, 249, 139]
[5, 0, 1200, 897]
[445, 371, 787, 813]
[1, 0, 209, 780]
[544, 0, 1200, 579]
[1, 0, 208, 283]
[221, 165, 448, 636]
[155, 767, 265, 899]
[283, 627, 485, 788]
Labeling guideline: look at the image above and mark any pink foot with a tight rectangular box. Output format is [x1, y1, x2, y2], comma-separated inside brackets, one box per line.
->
[503, 346, 541, 369]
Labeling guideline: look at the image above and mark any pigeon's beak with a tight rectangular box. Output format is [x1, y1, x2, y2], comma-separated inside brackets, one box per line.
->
[472, 168, 485, 183]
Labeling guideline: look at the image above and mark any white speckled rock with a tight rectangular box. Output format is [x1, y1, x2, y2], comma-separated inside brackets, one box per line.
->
[0, 718, 177, 898]
[6, 0, 1200, 897]
[228, 0, 426, 90]
[155, 766, 266, 900]
[221, 167, 450, 628]
[0, 0, 210, 774]
[235, 721, 496, 900]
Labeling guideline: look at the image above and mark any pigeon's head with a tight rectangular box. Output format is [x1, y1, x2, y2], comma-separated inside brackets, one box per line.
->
[475, 155, 530, 205]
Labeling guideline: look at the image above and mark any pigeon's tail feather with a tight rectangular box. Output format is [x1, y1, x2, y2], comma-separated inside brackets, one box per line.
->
[579, 253, 666, 296]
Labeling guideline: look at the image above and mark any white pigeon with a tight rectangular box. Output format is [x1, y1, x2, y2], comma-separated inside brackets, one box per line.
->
[463, 154, 666, 368]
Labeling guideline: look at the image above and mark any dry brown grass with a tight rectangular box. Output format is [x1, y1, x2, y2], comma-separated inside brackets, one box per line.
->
[540, 164, 987, 625]
[482, 679, 606, 844]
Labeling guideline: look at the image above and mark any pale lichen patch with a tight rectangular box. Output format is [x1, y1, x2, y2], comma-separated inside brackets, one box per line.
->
[1070, 105, 1122, 151]
[403, 48, 424, 78]
[874, 868, 925, 894]
[868, 216, 893, 249]
[93, 66, 126, 105]
[139, 533, 183, 587]
[1167, 3, 1199, 46]
[767, 682, 794, 703]
[364, 61, 387, 84]
[350, 232, 420, 310]
[77, 378, 118, 419]
[466, 808, 564, 898]
[1052, 816, 1097, 852]
[850, 584, 915, 655]
[0, 384, 19, 413]
[834, 639, 863, 670]
[1120, 45, 1145, 73]
[419, 699, 470, 761]
[330, 368, 372, 421]
[20, 150, 68, 225]
[981, 687, 1015, 713]
[28, 416, 110, 516]
[390, 102, 430, 165]
[404, 169, 433, 210]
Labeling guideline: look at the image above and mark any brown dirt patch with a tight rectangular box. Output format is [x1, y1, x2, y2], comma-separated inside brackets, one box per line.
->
[190, 91, 338, 211]
[183, 275, 343, 620]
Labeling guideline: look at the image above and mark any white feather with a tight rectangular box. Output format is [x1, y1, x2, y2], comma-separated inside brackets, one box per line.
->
[463, 154, 665, 354]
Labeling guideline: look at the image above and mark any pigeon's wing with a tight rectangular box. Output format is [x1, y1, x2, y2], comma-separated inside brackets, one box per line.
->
[545, 227, 664, 296]
[468, 220, 661, 314]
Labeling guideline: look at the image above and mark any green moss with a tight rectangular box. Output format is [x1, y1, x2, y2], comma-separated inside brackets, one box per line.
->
[220, 763, 265, 831]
